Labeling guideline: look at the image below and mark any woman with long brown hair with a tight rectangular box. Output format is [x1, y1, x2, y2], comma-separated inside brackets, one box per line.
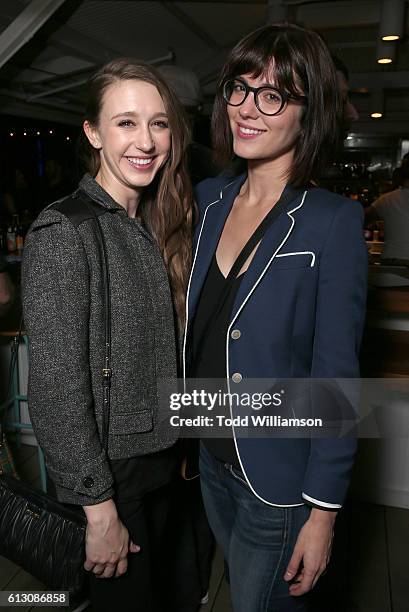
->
[22, 59, 193, 611]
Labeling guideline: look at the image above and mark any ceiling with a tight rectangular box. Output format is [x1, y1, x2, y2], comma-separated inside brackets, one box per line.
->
[0, 0, 408, 138]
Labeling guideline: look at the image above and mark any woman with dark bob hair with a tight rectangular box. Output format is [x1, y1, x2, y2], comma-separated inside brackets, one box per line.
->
[184, 23, 367, 611]
[22, 59, 193, 611]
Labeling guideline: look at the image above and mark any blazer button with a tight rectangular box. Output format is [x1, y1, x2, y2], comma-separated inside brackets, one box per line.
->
[83, 476, 94, 488]
[232, 372, 242, 383]
[231, 329, 241, 340]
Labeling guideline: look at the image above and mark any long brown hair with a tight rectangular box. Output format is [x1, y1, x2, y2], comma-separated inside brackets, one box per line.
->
[81, 58, 193, 326]
[212, 23, 342, 187]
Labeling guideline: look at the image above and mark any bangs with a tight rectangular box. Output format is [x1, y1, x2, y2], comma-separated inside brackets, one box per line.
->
[223, 30, 308, 97]
[213, 23, 340, 186]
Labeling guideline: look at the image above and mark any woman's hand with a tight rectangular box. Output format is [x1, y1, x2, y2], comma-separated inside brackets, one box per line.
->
[283, 508, 336, 596]
[83, 499, 140, 578]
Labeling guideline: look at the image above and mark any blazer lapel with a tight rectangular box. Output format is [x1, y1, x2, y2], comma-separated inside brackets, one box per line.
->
[230, 190, 307, 322]
[188, 174, 246, 317]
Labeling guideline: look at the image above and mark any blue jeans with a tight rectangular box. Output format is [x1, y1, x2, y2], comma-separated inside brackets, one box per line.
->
[199, 444, 312, 612]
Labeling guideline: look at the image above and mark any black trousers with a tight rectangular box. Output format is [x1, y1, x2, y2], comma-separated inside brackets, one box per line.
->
[88, 483, 172, 612]
[47, 448, 177, 612]
[164, 476, 215, 612]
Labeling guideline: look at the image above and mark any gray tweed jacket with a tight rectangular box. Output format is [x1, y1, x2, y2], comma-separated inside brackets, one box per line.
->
[22, 175, 178, 505]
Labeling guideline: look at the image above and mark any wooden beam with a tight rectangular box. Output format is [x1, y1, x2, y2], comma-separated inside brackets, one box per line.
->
[161, 2, 221, 52]
[0, 0, 68, 70]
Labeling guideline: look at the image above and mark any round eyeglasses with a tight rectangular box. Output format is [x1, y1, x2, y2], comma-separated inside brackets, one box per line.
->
[222, 78, 307, 116]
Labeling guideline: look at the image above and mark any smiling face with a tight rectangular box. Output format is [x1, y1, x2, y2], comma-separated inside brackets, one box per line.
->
[226, 72, 304, 173]
[83, 79, 171, 205]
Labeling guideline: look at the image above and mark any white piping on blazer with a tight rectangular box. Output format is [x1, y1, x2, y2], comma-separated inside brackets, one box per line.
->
[182, 179, 237, 382]
[224, 191, 308, 507]
[182, 186, 337, 508]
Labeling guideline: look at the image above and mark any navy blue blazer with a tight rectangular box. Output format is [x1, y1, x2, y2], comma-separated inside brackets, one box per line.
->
[183, 173, 368, 509]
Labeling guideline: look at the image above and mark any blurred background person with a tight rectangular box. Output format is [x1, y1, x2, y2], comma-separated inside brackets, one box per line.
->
[0, 253, 14, 316]
[2, 168, 31, 220]
[332, 55, 359, 137]
[39, 156, 76, 207]
[365, 159, 409, 266]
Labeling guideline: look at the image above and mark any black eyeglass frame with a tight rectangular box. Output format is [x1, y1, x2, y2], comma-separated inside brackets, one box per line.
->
[222, 77, 307, 116]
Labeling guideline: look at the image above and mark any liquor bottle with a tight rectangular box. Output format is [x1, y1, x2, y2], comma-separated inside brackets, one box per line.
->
[6, 224, 16, 253]
[16, 223, 24, 253]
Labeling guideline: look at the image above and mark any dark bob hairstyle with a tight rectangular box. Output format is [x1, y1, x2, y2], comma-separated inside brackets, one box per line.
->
[212, 23, 342, 187]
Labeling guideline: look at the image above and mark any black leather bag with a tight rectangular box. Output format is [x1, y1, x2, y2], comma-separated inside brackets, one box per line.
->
[0, 194, 112, 596]
[0, 475, 86, 594]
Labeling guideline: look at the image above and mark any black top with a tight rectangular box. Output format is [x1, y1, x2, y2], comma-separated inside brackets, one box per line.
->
[190, 254, 243, 468]
[189, 185, 303, 470]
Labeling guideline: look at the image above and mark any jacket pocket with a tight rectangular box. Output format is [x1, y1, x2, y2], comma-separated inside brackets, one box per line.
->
[110, 409, 153, 435]
[272, 251, 315, 270]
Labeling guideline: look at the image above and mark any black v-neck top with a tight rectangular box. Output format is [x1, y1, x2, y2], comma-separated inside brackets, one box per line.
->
[189, 254, 244, 468]
[189, 186, 301, 469]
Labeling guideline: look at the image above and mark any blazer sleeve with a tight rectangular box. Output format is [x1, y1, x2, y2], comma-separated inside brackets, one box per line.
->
[22, 213, 114, 505]
[302, 199, 368, 509]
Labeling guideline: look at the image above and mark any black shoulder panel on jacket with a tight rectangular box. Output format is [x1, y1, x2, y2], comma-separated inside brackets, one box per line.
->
[50, 190, 109, 227]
